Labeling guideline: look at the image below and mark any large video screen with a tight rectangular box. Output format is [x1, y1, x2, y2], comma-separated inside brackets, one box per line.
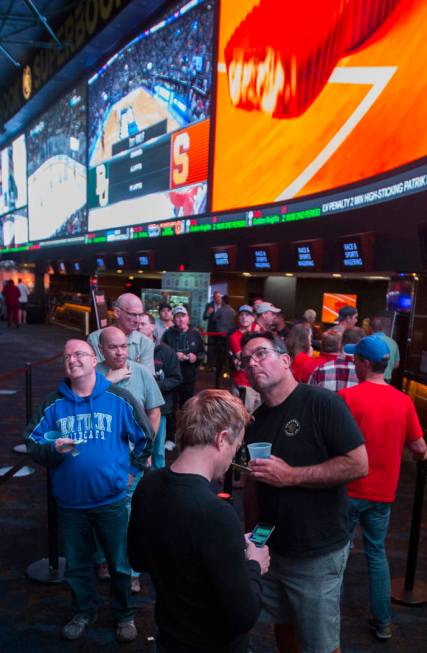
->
[27, 84, 87, 241]
[213, 0, 427, 212]
[0, 208, 28, 248]
[0, 135, 27, 216]
[87, 0, 213, 232]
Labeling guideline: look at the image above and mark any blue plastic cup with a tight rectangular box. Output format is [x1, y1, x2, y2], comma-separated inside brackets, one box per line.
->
[44, 430, 62, 442]
[247, 442, 272, 460]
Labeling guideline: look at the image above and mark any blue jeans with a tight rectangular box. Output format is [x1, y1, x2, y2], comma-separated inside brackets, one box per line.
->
[348, 498, 392, 625]
[152, 415, 167, 469]
[58, 499, 134, 622]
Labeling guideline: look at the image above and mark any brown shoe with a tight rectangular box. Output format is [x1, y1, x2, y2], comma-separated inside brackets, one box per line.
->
[116, 619, 137, 642]
[131, 576, 141, 593]
[97, 562, 110, 581]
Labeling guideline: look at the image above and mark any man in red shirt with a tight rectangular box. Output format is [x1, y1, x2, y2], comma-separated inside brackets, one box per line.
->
[339, 336, 427, 640]
[228, 305, 260, 412]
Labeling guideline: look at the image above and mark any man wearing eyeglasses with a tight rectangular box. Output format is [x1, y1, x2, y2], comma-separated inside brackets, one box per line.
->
[24, 339, 152, 644]
[88, 292, 155, 374]
[240, 331, 368, 653]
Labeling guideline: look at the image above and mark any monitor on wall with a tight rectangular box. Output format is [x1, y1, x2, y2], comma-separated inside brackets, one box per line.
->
[27, 84, 87, 242]
[87, 0, 214, 232]
[321, 293, 357, 324]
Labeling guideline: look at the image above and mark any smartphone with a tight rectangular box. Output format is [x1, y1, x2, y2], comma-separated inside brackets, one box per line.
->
[231, 462, 250, 473]
[249, 522, 275, 547]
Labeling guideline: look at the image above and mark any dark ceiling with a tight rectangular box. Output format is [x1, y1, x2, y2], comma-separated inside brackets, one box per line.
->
[0, 0, 169, 144]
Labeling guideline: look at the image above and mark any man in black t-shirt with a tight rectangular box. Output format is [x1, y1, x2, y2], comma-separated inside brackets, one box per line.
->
[240, 332, 368, 653]
[128, 389, 270, 653]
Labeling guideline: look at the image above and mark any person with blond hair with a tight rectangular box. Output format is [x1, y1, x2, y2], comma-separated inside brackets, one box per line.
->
[128, 389, 270, 653]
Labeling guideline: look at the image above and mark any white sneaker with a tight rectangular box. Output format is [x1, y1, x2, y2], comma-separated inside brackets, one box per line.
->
[164, 440, 176, 451]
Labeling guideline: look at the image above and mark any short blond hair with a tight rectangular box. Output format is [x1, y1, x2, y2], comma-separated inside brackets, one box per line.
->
[176, 389, 250, 449]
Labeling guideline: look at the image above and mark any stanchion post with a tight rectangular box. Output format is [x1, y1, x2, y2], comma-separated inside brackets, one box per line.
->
[391, 460, 427, 606]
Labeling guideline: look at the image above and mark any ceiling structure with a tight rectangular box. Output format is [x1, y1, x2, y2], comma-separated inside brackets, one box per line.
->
[0, 0, 169, 145]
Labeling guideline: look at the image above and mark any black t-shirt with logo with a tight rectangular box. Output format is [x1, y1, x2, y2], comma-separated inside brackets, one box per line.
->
[245, 383, 364, 558]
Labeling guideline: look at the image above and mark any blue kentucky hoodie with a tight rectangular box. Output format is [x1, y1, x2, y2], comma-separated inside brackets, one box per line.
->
[24, 372, 152, 509]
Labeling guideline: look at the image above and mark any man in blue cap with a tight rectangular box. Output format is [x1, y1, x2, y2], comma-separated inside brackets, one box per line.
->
[339, 336, 427, 641]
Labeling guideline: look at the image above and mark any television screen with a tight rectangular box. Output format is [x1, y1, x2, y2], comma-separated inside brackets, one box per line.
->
[294, 239, 324, 271]
[72, 261, 81, 273]
[339, 232, 374, 271]
[87, 0, 213, 232]
[213, 250, 230, 267]
[0, 208, 28, 248]
[96, 256, 106, 269]
[27, 84, 87, 241]
[250, 243, 278, 271]
[116, 255, 126, 268]
[213, 0, 427, 213]
[321, 293, 357, 323]
[0, 135, 27, 216]
[211, 245, 236, 270]
[58, 261, 67, 274]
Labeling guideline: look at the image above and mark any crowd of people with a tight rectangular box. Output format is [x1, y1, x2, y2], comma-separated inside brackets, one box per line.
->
[0, 277, 30, 326]
[23, 290, 427, 651]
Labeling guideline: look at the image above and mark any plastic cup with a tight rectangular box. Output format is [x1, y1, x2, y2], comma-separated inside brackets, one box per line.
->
[247, 442, 272, 460]
[44, 430, 62, 442]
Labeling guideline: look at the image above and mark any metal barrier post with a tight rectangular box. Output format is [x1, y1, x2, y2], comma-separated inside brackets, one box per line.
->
[26, 471, 66, 583]
[391, 460, 427, 606]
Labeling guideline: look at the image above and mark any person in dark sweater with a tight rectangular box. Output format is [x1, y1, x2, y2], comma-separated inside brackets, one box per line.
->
[161, 305, 205, 406]
[128, 389, 270, 653]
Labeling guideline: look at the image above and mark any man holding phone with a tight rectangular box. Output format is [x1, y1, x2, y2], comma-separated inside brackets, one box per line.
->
[241, 331, 368, 653]
[128, 389, 270, 653]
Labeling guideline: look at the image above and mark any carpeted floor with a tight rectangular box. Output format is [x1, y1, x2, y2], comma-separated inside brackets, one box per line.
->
[0, 322, 426, 652]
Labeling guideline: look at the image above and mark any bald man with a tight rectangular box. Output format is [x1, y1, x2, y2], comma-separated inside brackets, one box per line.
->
[88, 293, 155, 373]
[24, 339, 152, 643]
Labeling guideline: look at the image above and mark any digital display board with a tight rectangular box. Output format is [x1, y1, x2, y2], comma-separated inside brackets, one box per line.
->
[87, 0, 213, 232]
[250, 243, 278, 271]
[213, 0, 427, 212]
[321, 293, 357, 324]
[137, 250, 154, 270]
[339, 232, 374, 271]
[294, 239, 324, 271]
[0, 135, 27, 216]
[27, 84, 87, 242]
[211, 245, 236, 270]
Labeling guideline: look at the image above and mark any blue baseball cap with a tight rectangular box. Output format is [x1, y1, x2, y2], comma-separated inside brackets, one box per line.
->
[344, 335, 390, 362]
[238, 304, 254, 314]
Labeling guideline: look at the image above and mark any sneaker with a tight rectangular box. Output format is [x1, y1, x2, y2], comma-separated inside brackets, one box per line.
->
[116, 619, 137, 643]
[62, 614, 96, 640]
[164, 440, 176, 451]
[131, 576, 141, 593]
[97, 561, 110, 581]
[368, 619, 392, 640]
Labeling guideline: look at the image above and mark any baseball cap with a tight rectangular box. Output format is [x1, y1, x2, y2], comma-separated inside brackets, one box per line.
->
[238, 304, 254, 314]
[172, 305, 188, 317]
[344, 335, 390, 362]
[255, 302, 281, 315]
[338, 306, 358, 320]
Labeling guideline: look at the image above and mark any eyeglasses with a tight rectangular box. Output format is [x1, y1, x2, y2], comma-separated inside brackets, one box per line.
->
[241, 347, 279, 369]
[118, 307, 143, 319]
[64, 351, 95, 362]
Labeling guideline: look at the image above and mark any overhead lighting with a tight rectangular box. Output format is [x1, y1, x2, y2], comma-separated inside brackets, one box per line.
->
[332, 273, 342, 278]
[162, 270, 167, 274]
[137, 270, 144, 274]
[128, 276, 134, 280]
[285, 273, 294, 277]
[242, 272, 251, 277]
[117, 269, 123, 274]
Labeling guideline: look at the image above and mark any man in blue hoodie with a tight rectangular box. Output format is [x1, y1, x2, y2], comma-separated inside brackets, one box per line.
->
[24, 339, 152, 643]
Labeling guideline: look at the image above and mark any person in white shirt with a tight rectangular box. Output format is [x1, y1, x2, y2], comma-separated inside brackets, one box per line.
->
[17, 278, 29, 325]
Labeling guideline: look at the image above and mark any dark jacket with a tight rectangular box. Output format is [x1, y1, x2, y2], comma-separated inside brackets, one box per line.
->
[154, 342, 183, 415]
[162, 326, 205, 383]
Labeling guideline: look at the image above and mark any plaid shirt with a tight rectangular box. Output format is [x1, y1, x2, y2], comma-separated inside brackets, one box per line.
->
[308, 355, 358, 392]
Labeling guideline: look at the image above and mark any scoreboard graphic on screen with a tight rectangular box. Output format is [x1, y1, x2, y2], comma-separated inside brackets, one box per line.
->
[88, 0, 213, 232]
